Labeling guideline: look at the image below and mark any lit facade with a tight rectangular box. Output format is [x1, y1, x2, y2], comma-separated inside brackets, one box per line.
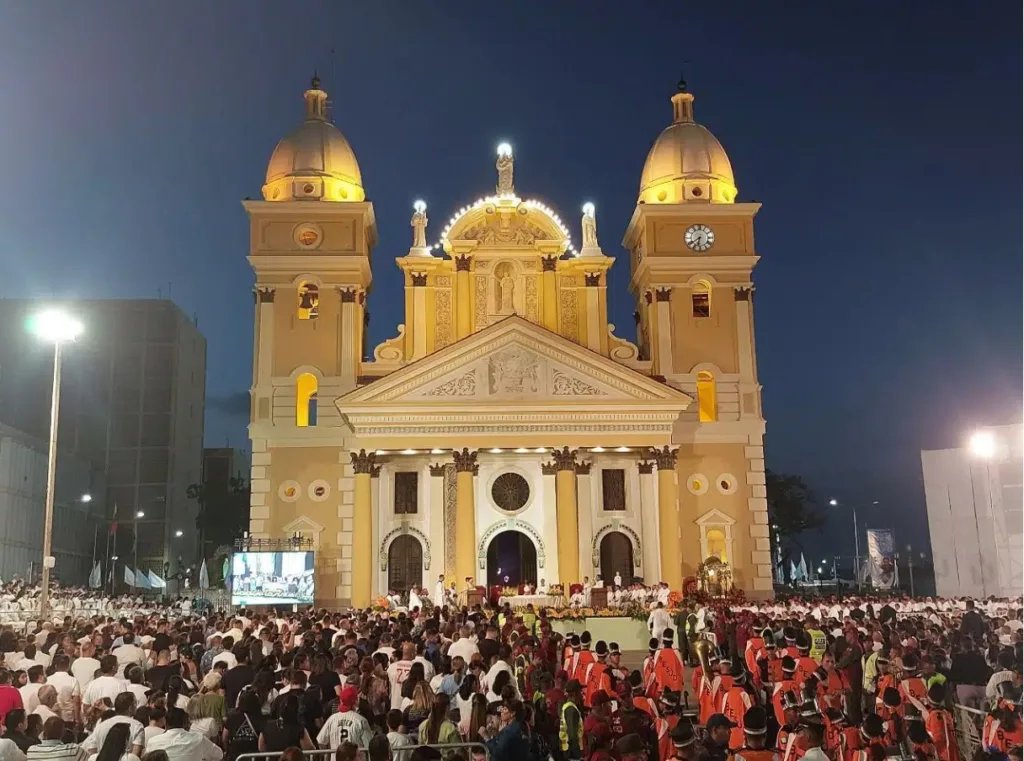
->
[922, 424, 1023, 598]
[246, 79, 772, 606]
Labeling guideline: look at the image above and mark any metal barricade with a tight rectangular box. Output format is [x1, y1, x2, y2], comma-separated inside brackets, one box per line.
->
[952, 702, 986, 761]
[236, 742, 490, 761]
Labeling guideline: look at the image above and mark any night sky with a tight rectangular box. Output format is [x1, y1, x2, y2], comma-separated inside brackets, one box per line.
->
[1, 2, 1020, 558]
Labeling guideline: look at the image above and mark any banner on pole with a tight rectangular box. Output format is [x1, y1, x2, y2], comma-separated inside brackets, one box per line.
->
[88, 562, 102, 589]
[865, 528, 897, 589]
[123, 564, 135, 587]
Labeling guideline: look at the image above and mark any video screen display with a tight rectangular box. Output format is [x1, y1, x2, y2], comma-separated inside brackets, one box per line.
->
[230, 551, 315, 606]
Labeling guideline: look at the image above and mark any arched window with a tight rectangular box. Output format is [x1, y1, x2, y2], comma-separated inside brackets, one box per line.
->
[696, 371, 717, 422]
[705, 528, 727, 562]
[691, 281, 711, 318]
[296, 373, 318, 427]
[297, 282, 319, 320]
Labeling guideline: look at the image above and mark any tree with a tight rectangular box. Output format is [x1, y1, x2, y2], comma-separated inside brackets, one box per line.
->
[187, 476, 250, 559]
[766, 470, 824, 584]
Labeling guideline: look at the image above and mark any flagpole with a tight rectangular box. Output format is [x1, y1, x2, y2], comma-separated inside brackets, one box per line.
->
[91, 524, 98, 572]
[133, 519, 139, 588]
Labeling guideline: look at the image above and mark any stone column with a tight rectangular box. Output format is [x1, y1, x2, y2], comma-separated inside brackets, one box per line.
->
[254, 288, 275, 386]
[455, 255, 473, 339]
[654, 287, 674, 376]
[453, 448, 478, 584]
[428, 464, 446, 581]
[584, 273, 602, 353]
[650, 446, 681, 589]
[350, 450, 379, 607]
[637, 459, 661, 582]
[734, 286, 760, 418]
[339, 288, 359, 390]
[550, 447, 580, 584]
[411, 273, 428, 359]
[541, 255, 558, 332]
[575, 460, 595, 580]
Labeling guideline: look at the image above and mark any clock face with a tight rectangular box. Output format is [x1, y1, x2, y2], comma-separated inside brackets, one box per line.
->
[684, 224, 715, 252]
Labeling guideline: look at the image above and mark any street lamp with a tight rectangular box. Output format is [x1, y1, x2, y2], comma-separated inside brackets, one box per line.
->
[27, 309, 84, 620]
[175, 530, 184, 538]
[136, 511, 145, 519]
[80, 494, 92, 503]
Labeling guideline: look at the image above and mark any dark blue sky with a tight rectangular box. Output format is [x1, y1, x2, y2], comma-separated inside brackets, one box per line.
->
[1, 2, 1020, 556]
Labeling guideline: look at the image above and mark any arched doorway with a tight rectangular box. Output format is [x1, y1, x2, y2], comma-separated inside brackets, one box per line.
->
[387, 535, 423, 593]
[600, 531, 634, 586]
[486, 531, 537, 587]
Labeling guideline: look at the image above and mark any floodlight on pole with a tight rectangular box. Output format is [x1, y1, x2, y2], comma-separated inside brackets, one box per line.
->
[80, 494, 92, 503]
[968, 430, 997, 459]
[28, 309, 84, 621]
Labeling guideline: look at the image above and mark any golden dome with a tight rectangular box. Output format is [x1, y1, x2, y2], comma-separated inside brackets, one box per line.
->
[638, 86, 737, 205]
[262, 77, 365, 203]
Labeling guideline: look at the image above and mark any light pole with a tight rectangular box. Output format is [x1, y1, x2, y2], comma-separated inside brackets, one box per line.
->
[28, 310, 84, 620]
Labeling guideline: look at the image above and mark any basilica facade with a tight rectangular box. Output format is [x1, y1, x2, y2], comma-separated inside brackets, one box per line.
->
[245, 77, 773, 607]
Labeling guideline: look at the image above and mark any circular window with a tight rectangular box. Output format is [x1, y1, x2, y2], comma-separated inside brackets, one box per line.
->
[716, 474, 738, 495]
[303, 183, 315, 194]
[308, 479, 331, 502]
[691, 187, 703, 197]
[279, 480, 301, 503]
[657, 190, 668, 202]
[293, 223, 323, 249]
[686, 474, 709, 496]
[491, 472, 530, 513]
[297, 229, 319, 246]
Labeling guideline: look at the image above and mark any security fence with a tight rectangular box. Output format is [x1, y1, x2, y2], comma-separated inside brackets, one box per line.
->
[236, 743, 490, 761]
[953, 702, 987, 761]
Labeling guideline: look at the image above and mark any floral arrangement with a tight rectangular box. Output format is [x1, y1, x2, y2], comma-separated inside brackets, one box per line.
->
[548, 584, 565, 597]
[501, 586, 520, 597]
[371, 596, 391, 612]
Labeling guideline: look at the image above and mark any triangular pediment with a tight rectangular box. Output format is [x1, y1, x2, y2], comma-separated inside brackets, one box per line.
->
[337, 317, 691, 445]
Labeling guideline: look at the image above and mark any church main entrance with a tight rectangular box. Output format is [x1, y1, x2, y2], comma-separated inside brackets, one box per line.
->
[486, 531, 537, 587]
[387, 535, 423, 593]
[599, 531, 634, 586]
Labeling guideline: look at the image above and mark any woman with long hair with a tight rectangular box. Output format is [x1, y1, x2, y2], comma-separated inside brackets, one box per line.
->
[418, 693, 460, 754]
[402, 679, 434, 735]
[258, 693, 314, 753]
[401, 663, 426, 701]
[456, 674, 479, 737]
[165, 676, 189, 711]
[465, 693, 489, 744]
[358, 656, 388, 722]
[223, 687, 265, 761]
[186, 673, 226, 739]
[95, 722, 140, 761]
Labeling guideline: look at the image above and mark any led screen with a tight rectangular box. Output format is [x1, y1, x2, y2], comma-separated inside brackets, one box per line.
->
[230, 551, 314, 606]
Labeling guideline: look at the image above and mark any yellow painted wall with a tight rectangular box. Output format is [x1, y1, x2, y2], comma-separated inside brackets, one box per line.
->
[668, 288, 739, 374]
[272, 288, 342, 377]
[250, 218, 363, 255]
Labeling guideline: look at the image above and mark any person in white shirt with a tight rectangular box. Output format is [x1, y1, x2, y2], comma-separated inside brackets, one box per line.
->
[0, 737, 25, 761]
[386, 644, 415, 710]
[433, 575, 446, 608]
[412, 647, 436, 683]
[482, 647, 517, 698]
[647, 602, 672, 644]
[71, 644, 101, 695]
[317, 686, 373, 749]
[447, 626, 478, 665]
[31, 687, 58, 723]
[82, 656, 127, 708]
[613, 572, 623, 588]
[20, 666, 46, 714]
[143, 710, 166, 744]
[46, 654, 81, 726]
[113, 635, 146, 678]
[82, 694, 145, 758]
[145, 708, 221, 761]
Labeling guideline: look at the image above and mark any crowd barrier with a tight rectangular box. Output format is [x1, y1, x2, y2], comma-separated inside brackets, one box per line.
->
[953, 702, 986, 761]
[236, 742, 490, 761]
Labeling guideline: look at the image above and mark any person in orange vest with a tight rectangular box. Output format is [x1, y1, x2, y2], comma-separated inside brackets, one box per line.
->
[772, 656, 800, 727]
[628, 670, 659, 721]
[718, 665, 754, 750]
[793, 632, 818, 688]
[643, 638, 660, 697]
[651, 629, 685, 703]
[653, 690, 682, 761]
[733, 706, 779, 761]
[571, 631, 596, 684]
[782, 627, 800, 660]
[815, 652, 845, 712]
[845, 714, 887, 761]
[608, 642, 627, 692]
[898, 653, 929, 717]
[982, 684, 1022, 755]
[584, 641, 612, 708]
[745, 629, 767, 691]
[874, 652, 896, 702]
[760, 631, 784, 686]
[875, 687, 903, 746]
[775, 691, 805, 761]
[563, 632, 580, 674]
[922, 683, 959, 761]
[699, 653, 734, 726]
[822, 707, 850, 758]
[907, 722, 938, 761]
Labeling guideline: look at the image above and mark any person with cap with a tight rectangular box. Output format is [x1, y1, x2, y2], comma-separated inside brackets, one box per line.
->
[907, 721, 938, 760]
[583, 691, 614, 760]
[615, 691, 658, 761]
[654, 690, 682, 761]
[702, 714, 736, 761]
[781, 628, 800, 660]
[793, 633, 818, 689]
[629, 671, 659, 720]
[643, 638, 660, 699]
[796, 717, 828, 761]
[803, 618, 828, 665]
[874, 687, 902, 745]
[898, 653, 929, 716]
[584, 641, 611, 709]
[614, 733, 648, 761]
[772, 657, 800, 727]
[760, 632, 785, 689]
[571, 632, 596, 686]
[744, 628, 767, 692]
[651, 629, 684, 704]
[814, 652, 845, 713]
[608, 643, 627, 689]
[822, 707, 849, 758]
[317, 684, 373, 750]
[563, 633, 581, 674]
[775, 691, 804, 761]
[718, 664, 754, 750]
[982, 682, 1023, 755]
[559, 679, 584, 761]
[698, 654, 732, 726]
[922, 682, 959, 761]
[669, 720, 699, 761]
[846, 714, 887, 761]
[733, 706, 778, 761]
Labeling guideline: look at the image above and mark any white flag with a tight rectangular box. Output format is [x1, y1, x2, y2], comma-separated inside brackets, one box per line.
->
[148, 570, 166, 589]
[134, 569, 150, 588]
[123, 565, 135, 587]
[88, 562, 102, 589]
[199, 559, 209, 590]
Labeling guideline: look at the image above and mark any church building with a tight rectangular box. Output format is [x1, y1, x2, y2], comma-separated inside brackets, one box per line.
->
[245, 76, 773, 606]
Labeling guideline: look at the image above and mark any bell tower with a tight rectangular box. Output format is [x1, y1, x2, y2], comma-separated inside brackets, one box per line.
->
[623, 79, 773, 595]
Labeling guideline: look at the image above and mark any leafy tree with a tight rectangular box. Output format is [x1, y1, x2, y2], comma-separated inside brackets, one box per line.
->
[187, 476, 250, 558]
[766, 470, 823, 583]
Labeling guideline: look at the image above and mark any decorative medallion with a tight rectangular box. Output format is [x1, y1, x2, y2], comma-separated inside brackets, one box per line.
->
[687, 474, 709, 496]
[307, 479, 331, 502]
[491, 472, 530, 513]
[278, 480, 301, 503]
[716, 473, 738, 495]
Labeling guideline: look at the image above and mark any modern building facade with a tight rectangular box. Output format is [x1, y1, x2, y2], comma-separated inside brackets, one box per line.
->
[246, 78, 771, 606]
[0, 423, 104, 585]
[922, 424, 1023, 598]
[0, 299, 207, 578]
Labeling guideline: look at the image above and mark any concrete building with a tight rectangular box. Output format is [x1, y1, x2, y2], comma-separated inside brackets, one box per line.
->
[0, 299, 206, 578]
[0, 423, 105, 585]
[922, 424, 1023, 598]
[245, 77, 770, 606]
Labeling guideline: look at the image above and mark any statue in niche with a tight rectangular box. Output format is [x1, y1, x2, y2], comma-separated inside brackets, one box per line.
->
[410, 201, 428, 249]
[499, 274, 514, 313]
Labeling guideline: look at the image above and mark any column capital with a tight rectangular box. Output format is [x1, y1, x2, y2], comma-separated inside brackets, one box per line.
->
[350, 449, 381, 476]
[575, 460, 592, 475]
[455, 254, 473, 272]
[551, 446, 578, 471]
[654, 287, 673, 302]
[339, 287, 359, 303]
[584, 272, 601, 287]
[453, 448, 479, 474]
[541, 255, 558, 272]
[647, 446, 678, 470]
[411, 272, 428, 287]
[256, 287, 275, 304]
[541, 462, 558, 476]
[429, 463, 447, 477]
[734, 286, 754, 301]
[638, 460, 655, 475]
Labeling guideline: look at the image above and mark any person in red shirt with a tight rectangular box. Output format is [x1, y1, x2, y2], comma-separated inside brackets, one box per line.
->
[923, 683, 959, 761]
[572, 631, 596, 685]
[0, 671, 22, 718]
[584, 690, 614, 759]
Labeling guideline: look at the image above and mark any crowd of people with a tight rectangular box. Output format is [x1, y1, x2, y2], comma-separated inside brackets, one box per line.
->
[0, 582, 1014, 761]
